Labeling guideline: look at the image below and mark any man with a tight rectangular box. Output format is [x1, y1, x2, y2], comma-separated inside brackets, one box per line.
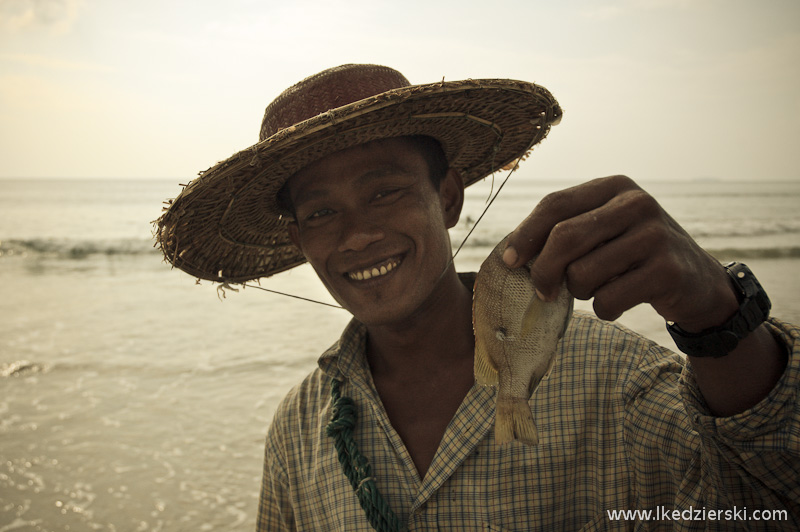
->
[155, 64, 798, 530]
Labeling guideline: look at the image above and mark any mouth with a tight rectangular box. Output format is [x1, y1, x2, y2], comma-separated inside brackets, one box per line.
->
[345, 256, 403, 282]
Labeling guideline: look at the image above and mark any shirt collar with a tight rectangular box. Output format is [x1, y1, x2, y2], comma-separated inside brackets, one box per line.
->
[317, 318, 369, 380]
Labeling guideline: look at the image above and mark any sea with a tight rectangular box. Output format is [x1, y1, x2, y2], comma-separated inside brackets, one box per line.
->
[1, 175, 799, 531]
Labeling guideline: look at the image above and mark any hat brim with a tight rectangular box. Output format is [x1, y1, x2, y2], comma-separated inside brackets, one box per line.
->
[155, 78, 562, 283]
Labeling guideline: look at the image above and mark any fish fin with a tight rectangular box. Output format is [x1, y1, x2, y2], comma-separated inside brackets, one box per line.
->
[520, 293, 545, 337]
[495, 397, 540, 446]
[494, 397, 515, 445]
[512, 400, 540, 446]
[474, 338, 498, 386]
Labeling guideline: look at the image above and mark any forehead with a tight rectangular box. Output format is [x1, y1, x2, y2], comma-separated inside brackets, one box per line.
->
[286, 137, 430, 197]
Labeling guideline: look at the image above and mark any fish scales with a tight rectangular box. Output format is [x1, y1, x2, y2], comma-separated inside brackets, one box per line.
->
[473, 236, 573, 446]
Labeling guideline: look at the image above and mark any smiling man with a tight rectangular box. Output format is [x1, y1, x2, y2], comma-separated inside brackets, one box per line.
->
[285, 136, 476, 480]
[155, 64, 799, 531]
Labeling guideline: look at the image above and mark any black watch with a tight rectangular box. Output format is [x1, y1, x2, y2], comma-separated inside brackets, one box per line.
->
[666, 262, 771, 358]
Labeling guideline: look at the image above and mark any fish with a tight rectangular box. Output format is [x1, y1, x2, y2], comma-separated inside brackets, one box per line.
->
[473, 236, 573, 446]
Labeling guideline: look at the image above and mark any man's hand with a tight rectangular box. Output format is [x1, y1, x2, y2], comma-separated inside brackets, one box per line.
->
[502, 175, 736, 332]
[502, 175, 786, 416]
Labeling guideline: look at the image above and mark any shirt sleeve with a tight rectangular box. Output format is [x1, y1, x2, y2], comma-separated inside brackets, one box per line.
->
[256, 412, 296, 532]
[624, 317, 800, 530]
[680, 318, 800, 518]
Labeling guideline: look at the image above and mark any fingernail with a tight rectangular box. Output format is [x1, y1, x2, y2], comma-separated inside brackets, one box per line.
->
[535, 288, 546, 301]
[502, 246, 518, 266]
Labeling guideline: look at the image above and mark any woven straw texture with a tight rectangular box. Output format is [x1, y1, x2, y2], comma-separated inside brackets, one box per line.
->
[154, 65, 562, 283]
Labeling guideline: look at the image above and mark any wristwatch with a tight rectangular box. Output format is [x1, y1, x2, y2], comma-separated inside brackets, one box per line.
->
[666, 262, 772, 358]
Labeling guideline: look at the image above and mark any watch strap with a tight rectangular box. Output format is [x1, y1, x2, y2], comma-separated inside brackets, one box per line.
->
[667, 262, 771, 358]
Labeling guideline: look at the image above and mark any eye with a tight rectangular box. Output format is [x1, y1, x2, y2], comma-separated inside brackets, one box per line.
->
[306, 208, 334, 220]
[373, 187, 403, 202]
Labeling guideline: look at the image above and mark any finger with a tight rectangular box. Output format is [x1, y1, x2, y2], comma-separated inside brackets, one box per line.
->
[530, 207, 628, 295]
[530, 187, 655, 300]
[560, 207, 674, 301]
[503, 176, 638, 269]
[591, 262, 661, 322]
[563, 228, 653, 301]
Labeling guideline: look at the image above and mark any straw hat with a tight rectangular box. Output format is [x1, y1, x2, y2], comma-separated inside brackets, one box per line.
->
[154, 64, 562, 283]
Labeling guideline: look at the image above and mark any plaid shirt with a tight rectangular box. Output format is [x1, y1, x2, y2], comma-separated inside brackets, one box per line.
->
[258, 276, 800, 531]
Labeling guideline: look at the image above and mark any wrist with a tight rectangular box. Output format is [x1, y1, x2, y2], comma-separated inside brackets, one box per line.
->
[673, 273, 740, 333]
[667, 262, 772, 358]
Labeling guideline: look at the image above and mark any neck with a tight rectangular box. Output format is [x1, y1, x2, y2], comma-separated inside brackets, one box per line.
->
[365, 268, 475, 379]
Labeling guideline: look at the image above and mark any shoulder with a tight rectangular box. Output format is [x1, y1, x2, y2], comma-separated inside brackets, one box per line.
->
[270, 366, 332, 441]
[266, 319, 367, 459]
[558, 311, 696, 442]
[563, 310, 683, 364]
[264, 365, 333, 480]
[559, 310, 686, 397]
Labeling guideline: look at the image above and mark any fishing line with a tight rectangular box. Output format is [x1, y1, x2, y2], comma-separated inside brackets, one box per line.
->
[451, 162, 519, 262]
[242, 282, 345, 309]
[432, 148, 530, 287]
[238, 147, 528, 310]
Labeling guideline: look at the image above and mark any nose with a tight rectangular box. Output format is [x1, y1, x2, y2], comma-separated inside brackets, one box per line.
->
[337, 210, 385, 252]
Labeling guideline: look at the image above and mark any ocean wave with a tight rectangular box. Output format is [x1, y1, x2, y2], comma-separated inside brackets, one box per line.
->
[0, 238, 159, 259]
[685, 220, 800, 239]
[453, 214, 800, 241]
[1, 360, 50, 377]
[705, 247, 800, 260]
[2, 235, 799, 263]
[454, 240, 800, 260]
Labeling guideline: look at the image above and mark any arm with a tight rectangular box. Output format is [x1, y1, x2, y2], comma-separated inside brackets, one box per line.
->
[624, 317, 800, 527]
[503, 175, 787, 416]
[256, 424, 296, 532]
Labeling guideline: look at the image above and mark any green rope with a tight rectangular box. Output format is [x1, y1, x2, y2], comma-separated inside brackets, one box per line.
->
[326, 379, 404, 532]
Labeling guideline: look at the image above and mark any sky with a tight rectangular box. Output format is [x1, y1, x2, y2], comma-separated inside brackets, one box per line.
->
[0, 0, 798, 181]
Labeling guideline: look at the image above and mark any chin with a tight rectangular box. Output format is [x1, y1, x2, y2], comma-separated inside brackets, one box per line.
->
[323, 262, 445, 327]
[347, 303, 406, 327]
[350, 291, 436, 329]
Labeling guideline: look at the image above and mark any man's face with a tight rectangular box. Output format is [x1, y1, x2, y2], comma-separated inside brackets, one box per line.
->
[286, 137, 463, 327]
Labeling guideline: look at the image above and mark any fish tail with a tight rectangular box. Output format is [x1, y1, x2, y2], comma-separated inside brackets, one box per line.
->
[495, 397, 539, 446]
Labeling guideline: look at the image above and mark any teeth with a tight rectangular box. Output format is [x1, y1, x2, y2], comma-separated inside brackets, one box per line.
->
[348, 259, 399, 281]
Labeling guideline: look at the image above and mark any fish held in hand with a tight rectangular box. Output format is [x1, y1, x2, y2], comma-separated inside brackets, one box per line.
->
[473, 236, 573, 446]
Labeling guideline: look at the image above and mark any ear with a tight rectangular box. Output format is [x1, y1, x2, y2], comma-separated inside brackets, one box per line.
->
[439, 168, 465, 230]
